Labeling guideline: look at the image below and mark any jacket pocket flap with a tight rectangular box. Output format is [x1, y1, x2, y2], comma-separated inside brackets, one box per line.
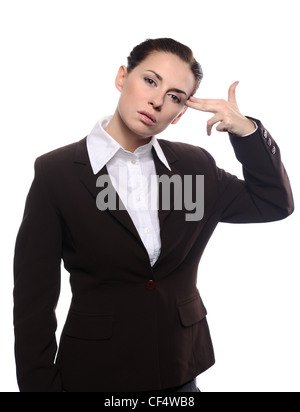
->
[178, 295, 207, 327]
[63, 311, 113, 340]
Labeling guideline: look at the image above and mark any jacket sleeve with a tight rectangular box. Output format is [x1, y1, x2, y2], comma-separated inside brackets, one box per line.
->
[13, 157, 63, 392]
[218, 118, 294, 223]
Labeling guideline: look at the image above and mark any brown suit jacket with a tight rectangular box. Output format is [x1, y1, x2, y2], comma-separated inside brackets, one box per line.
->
[13, 118, 294, 392]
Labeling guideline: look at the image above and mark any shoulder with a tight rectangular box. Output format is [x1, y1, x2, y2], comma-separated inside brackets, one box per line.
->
[158, 138, 201, 154]
[157, 138, 217, 172]
[35, 138, 86, 172]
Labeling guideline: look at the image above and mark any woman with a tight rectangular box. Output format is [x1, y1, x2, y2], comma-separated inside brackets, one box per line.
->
[13, 38, 294, 392]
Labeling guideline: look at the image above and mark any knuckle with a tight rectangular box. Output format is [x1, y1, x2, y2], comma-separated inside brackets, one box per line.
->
[201, 102, 208, 111]
[223, 118, 231, 128]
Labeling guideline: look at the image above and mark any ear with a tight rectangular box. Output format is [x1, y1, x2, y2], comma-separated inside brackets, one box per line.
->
[171, 106, 188, 125]
[115, 65, 128, 92]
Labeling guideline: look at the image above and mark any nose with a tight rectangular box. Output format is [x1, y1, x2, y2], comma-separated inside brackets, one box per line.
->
[149, 93, 164, 111]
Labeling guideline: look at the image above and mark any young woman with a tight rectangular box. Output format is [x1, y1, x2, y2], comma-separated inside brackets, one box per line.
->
[13, 38, 294, 392]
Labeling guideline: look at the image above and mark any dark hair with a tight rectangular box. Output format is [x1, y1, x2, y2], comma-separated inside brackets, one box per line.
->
[127, 38, 203, 93]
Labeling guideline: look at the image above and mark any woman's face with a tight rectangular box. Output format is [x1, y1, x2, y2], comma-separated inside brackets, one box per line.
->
[115, 52, 196, 139]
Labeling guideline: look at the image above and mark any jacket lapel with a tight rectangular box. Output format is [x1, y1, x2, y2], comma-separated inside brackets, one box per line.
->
[74, 138, 142, 245]
[152, 142, 182, 231]
[151, 142, 185, 267]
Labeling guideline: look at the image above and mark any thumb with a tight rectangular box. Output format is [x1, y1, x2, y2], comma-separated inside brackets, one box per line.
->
[228, 81, 239, 103]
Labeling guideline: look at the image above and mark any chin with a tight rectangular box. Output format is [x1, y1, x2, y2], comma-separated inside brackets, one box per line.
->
[129, 122, 157, 139]
[136, 121, 169, 138]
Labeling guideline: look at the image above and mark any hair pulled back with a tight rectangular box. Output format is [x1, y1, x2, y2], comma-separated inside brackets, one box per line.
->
[127, 38, 203, 93]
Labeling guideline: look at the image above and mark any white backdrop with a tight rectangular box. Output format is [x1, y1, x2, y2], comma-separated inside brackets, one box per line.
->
[1, 0, 299, 392]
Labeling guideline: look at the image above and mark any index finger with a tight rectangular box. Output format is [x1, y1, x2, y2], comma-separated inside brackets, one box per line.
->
[186, 97, 224, 113]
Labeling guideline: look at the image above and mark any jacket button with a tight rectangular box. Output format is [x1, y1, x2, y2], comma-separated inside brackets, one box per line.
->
[145, 280, 156, 291]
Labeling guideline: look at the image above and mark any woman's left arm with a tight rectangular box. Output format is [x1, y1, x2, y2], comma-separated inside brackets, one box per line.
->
[186, 82, 294, 223]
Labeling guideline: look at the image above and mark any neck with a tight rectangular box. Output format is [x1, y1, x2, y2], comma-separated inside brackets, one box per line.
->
[105, 109, 152, 152]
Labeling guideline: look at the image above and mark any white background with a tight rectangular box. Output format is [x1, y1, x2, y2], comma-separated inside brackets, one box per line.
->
[1, 0, 299, 392]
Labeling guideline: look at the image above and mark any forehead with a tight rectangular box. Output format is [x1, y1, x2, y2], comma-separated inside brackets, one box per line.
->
[134, 51, 196, 95]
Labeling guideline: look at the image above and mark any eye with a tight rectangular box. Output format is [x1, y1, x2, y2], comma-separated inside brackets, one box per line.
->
[144, 77, 156, 86]
[169, 94, 181, 104]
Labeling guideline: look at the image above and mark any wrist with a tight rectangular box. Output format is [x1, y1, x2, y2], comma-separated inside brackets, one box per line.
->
[238, 118, 256, 136]
[232, 118, 257, 137]
[241, 119, 258, 137]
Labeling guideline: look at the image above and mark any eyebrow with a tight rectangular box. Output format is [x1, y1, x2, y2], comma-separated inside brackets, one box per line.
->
[145, 70, 188, 97]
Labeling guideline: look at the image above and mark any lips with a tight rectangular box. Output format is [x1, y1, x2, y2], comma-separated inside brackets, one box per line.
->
[137, 111, 157, 124]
